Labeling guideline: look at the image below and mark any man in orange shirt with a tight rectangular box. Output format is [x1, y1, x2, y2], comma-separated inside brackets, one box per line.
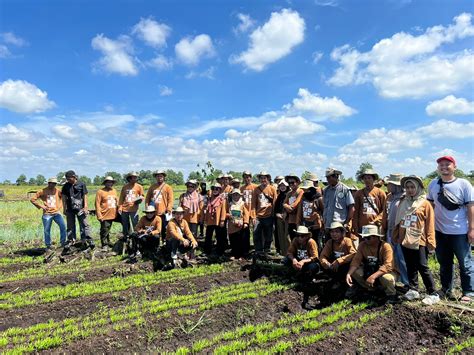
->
[95, 176, 118, 248]
[145, 170, 174, 240]
[130, 205, 162, 260]
[118, 172, 144, 237]
[166, 207, 198, 265]
[30, 177, 66, 249]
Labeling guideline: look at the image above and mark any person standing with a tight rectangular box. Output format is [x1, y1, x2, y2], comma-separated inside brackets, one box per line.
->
[61, 170, 93, 247]
[118, 172, 144, 237]
[179, 179, 203, 239]
[323, 168, 355, 241]
[30, 177, 67, 249]
[251, 172, 277, 256]
[241, 171, 257, 255]
[274, 180, 290, 256]
[283, 173, 304, 240]
[427, 156, 474, 303]
[202, 182, 227, 255]
[95, 176, 118, 248]
[298, 179, 324, 250]
[227, 189, 250, 260]
[145, 170, 174, 239]
[382, 173, 409, 286]
[353, 169, 386, 234]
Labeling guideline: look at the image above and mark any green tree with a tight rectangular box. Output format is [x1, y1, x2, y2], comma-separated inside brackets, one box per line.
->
[355, 162, 373, 180]
[93, 175, 104, 185]
[425, 169, 467, 180]
[56, 171, 65, 180]
[227, 171, 243, 180]
[79, 175, 92, 184]
[187, 171, 204, 181]
[165, 169, 184, 185]
[104, 171, 124, 184]
[36, 174, 46, 185]
[2, 179, 11, 185]
[197, 161, 222, 183]
[301, 171, 312, 181]
[16, 174, 27, 185]
[137, 170, 154, 186]
[28, 177, 36, 185]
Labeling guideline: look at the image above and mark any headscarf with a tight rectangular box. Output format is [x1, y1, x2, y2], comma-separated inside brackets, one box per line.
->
[395, 178, 425, 226]
[207, 194, 223, 217]
[182, 190, 200, 214]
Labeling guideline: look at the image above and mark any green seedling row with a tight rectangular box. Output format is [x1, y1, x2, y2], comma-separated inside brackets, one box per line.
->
[0, 263, 231, 309]
[448, 336, 474, 354]
[0, 256, 123, 283]
[0, 256, 38, 267]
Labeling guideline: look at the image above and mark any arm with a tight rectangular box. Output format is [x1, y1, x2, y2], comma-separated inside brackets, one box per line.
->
[144, 186, 153, 207]
[352, 192, 361, 233]
[345, 205, 355, 226]
[183, 221, 197, 246]
[166, 221, 184, 241]
[425, 201, 436, 250]
[30, 191, 45, 211]
[467, 203, 474, 244]
[150, 217, 161, 236]
[166, 185, 174, 213]
[95, 191, 103, 221]
[337, 239, 357, 265]
[219, 200, 227, 227]
[319, 241, 331, 269]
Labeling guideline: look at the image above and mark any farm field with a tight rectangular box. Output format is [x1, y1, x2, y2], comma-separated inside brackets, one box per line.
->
[0, 185, 473, 353]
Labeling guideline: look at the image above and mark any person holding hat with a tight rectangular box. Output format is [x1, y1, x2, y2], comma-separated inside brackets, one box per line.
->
[298, 179, 324, 250]
[308, 173, 323, 196]
[166, 207, 198, 263]
[283, 173, 304, 240]
[61, 170, 93, 246]
[320, 222, 356, 284]
[323, 168, 355, 242]
[95, 176, 119, 248]
[346, 225, 398, 302]
[241, 171, 257, 250]
[426, 156, 474, 303]
[274, 180, 290, 255]
[252, 172, 277, 256]
[202, 182, 228, 255]
[30, 177, 67, 249]
[130, 205, 162, 259]
[353, 168, 386, 236]
[283, 225, 320, 281]
[145, 170, 174, 239]
[118, 172, 144, 238]
[226, 189, 250, 259]
[381, 173, 409, 287]
[179, 179, 203, 239]
[392, 176, 439, 304]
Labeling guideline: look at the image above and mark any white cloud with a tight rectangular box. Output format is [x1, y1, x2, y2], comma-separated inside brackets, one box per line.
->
[312, 51, 323, 64]
[91, 34, 138, 76]
[283, 88, 356, 120]
[230, 9, 305, 71]
[314, 0, 339, 7]
[3, 146, 29, 157]
[185, 66, 215, 80]
[132, 17, 171, 48]
[259, 116, 325, 137]
[0, 44, 11, 58]
[77, 122, 99, 133]
[0, 79, 56, 114]
[175, 34, 215, 66]
[233, 13, 255, 34]
[417, 119, 474, 138]
[426, 95, 474, 116]
[0, 124, 31, 141]
[159, 85, 173, 96]
[328, 13, 474, 98]
[51, 125, 78, 139]
[74, 149, 88, 156]
[147, 54, 173, 71]
[1, 32, 28, 46]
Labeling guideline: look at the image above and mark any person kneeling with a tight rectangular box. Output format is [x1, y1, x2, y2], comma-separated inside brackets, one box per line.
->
[320, 222, 356, 290]
[346, 225, 399, 303]
[166, 207, 198, 266]
[283, 226, 320, 283]
[130, 206, 161, 260]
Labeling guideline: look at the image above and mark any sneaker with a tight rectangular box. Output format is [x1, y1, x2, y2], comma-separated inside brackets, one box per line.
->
[403, 289, 421, 301]
[422, 293, 440, 305]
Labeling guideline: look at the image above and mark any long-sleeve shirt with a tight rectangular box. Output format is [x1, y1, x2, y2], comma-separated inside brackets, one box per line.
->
[251, 184, 277, 219]
[227, 201, 250, 234]
[166, 218, 197, 244]
[241, 183, 257, 219]
[353, 187, 386, 233]
[179, 193, 204, 224]
[145, 183, 174, 215]
[320, 237, 356, 265]
[119, 183, 144, 213]
[30, 188, 62, 214]
[95, 188, 118, 221]
[381, 192, 404, 243]
[284, 188, 304, 224]
[135, 215, 162, 236]
[203, 196, 227, 226]
[298, 197, 323, 229]
[392, 199, 436, 250]
[287, 238, 319, 261]
[350, 240, 397, 274]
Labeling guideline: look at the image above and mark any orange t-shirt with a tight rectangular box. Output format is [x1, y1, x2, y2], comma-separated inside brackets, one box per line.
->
[95, 188, 118, 221]
[30, 188, 62, 214]
[145, 183, 174, 215]
[119, 183, 144, 213]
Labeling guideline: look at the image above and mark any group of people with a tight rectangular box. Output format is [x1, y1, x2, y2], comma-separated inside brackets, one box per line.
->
[30, 155, 474, 304]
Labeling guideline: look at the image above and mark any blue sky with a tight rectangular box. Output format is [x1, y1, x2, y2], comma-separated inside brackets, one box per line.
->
[1, 0, 473, 181]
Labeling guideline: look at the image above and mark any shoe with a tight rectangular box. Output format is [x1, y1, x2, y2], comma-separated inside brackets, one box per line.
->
[387, 294, 401, 304]
[422, 293, 440, 305]
[403, 289, 421, 301]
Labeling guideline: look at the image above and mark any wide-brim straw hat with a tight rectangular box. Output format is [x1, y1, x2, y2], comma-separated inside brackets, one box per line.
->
[211, 182, 222, 189]
[325, 167, 342, 177]
[186, 179, 198, 186]
[294, 225, 312, 237]
[300, 180, 315, 190]
[231, 188, 242, 195]
[174, 206, 185, 213]
[401, 175, 424, 189]
[274, 175, 285, 181]
[385, 173, 403, 186]
[329, 222, 345, 230]
[358, 169, 379, 181]
[103, 176, 116, 184]
[242, 171, 252, 177]
[278, 180, 289, 187]
[308, 173, 319, 182]
[231, 178, 241, 184]
[153, 170, 167, 177]
[257, 171, 271, 180]
[285, 173, 301, 183]
[126, 171, 139, 178]
[360, 225, 384, 238]
[47, 177, 58, 184]
[144, 205, 156, 213]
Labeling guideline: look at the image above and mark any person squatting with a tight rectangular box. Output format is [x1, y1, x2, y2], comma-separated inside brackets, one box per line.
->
[30, 155, 474, 304]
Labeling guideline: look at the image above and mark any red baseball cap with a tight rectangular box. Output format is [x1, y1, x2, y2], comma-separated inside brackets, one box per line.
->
[436, 156, 456, 165]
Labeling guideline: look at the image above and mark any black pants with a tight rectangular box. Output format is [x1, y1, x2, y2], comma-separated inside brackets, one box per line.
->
[130, 233, 160, 256]
[243, 226, 251, 256]
[205, 225, 227, 255]
[99, 220, 114, 246]
[198, 222, 205, 237]
[188, 222, 198, 239]
[288, 223, 297, 241]
[402, 245, 436, 294]
[159, 214, 168, 241]
[229, 229, 249, 258]
[273, 219, 281, 254]
[323, 263, 350, 282]
[167, 238, 193, 256]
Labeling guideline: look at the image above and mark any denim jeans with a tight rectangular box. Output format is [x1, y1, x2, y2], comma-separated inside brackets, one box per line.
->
[121, 211, 139, 236]
[435, 231, 474, 296]
[42, 213, 66, 247]
[253, 216, 274, 254]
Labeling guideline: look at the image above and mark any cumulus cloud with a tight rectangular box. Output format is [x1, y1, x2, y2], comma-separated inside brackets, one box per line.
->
[77, 122, 99, 133]
[426, 95, 474, 116]
[147, 54, 173, 71]
[417, 119, 474, 138]
[91, 34, 138, 76]
[51, 125, 78, 139]
[185, 66, 215, 80]
[230, 9, 305, 71]
[328, 13, 474, 98]
[0, 45, 11, 58]
[159, 85, 173, 96]
[175, 34, 215, 66]
[283, 88, 357, 120]
[1, 32, 28, 47]
[0, 124, 31, 141]
[259, 116, 325, 137]
[132, 17, 171, 48]
[0, 79, 56, 114]
[233, 13, 255, 34]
